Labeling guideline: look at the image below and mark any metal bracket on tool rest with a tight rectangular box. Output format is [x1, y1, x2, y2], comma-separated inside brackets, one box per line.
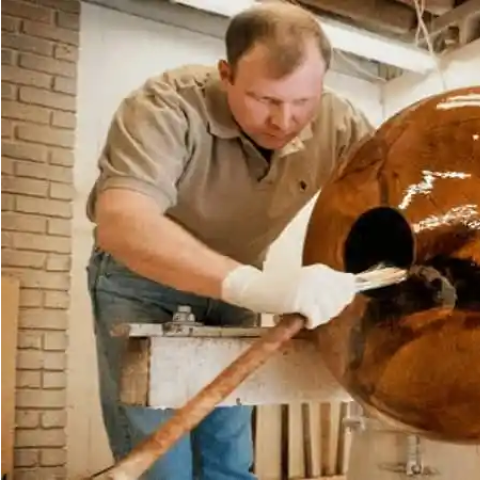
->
[162, 305, 204, 335]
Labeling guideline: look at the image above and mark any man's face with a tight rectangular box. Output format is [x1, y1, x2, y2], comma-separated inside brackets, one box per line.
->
[219, 40, 326, 150]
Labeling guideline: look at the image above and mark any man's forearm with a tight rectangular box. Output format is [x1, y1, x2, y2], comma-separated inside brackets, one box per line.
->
[95, 190, 241, 299]
[93, 190, 358, 330]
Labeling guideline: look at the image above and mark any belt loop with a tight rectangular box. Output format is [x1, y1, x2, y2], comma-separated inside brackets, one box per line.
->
[98, 251, 111, 277]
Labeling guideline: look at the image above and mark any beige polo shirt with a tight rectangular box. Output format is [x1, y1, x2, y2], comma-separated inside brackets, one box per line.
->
[86, 65, 373, 268]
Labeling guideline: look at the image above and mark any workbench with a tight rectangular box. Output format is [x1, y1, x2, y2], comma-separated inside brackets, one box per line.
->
[114, 320, 352, 408]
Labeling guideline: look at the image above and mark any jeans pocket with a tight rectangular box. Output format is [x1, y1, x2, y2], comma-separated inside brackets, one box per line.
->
[86, 247, 110, 290]
[86, 248, 116, 337]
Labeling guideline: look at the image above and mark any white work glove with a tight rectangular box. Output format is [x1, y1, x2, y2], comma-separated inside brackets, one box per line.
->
[221, 264, 356, 329]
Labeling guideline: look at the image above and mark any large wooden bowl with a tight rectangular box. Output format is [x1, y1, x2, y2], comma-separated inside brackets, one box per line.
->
[303, 86, 480, 444]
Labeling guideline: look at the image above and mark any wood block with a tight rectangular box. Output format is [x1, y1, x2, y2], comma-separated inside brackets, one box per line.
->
[1, 276, 20, 479]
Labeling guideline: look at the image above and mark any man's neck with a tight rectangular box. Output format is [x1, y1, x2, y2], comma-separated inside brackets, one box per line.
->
[243, 132, 274, 162]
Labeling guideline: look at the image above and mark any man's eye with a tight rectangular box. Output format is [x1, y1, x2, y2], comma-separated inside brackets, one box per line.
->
[258, 97, 273, 104]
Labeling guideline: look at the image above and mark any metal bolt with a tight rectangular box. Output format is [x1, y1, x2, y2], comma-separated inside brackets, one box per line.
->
[173, 305, 196, 323]
[406, 435, 424, 477]
[406, 462, 424, 476]
[343, 415, 366, 432]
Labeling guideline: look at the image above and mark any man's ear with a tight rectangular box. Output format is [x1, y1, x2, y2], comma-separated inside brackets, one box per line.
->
[218, 59, 234, 87]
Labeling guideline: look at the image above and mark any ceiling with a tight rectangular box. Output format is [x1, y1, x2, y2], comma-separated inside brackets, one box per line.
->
[295, 0, 480, 53]
[163, 0, 480, 78]
[85, 0, 480, 80]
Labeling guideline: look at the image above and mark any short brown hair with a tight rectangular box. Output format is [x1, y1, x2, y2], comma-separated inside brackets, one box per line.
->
[225, 2, 332, 77]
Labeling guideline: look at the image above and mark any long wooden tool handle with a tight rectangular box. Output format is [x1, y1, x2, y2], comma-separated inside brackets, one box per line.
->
[92, 313, 305, 480]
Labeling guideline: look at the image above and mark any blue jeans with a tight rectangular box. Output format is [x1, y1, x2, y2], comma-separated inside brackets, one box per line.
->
[87, 248, 259, 480]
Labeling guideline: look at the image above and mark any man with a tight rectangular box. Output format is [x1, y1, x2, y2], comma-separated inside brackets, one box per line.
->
[86, 2, 374, 479]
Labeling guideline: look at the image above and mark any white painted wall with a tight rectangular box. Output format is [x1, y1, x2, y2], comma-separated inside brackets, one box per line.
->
[382, 38, 480, 118]
[68, 2, 383, 476]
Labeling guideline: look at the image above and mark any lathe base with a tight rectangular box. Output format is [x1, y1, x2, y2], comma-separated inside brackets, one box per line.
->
[115, 322, 351, 408]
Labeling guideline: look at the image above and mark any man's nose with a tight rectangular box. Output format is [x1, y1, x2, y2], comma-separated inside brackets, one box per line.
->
[270, 103, 294, 131]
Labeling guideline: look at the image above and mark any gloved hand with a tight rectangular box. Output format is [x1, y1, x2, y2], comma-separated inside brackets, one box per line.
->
[221, 264, 357, 329]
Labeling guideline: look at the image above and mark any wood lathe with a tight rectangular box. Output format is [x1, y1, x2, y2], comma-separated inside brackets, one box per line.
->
[88, 85, 480, 480]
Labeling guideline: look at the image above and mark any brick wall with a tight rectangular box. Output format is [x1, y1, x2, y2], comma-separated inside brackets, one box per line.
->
[1, 0, 80, 478]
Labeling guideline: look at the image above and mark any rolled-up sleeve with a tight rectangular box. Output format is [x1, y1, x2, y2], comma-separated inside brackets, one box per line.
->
[91, 80, 192, 215]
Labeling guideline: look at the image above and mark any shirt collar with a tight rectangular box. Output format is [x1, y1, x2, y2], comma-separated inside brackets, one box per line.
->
[204, 73, 314, 155]
[204, 74, 241, 139]
[278, 123, 313, 157]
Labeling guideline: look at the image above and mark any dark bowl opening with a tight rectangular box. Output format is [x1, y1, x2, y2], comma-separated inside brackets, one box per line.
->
[343, 207, 415, 296]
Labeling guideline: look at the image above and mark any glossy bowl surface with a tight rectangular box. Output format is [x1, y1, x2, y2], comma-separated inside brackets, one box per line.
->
[303, 86, 480, 443]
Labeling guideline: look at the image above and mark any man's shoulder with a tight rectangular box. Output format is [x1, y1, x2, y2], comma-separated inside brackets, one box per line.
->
[120, 64, 219, 130]
[319, 88, 362, 118]
[315, 88, 373, 133]
[138, 64, 217, 97]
